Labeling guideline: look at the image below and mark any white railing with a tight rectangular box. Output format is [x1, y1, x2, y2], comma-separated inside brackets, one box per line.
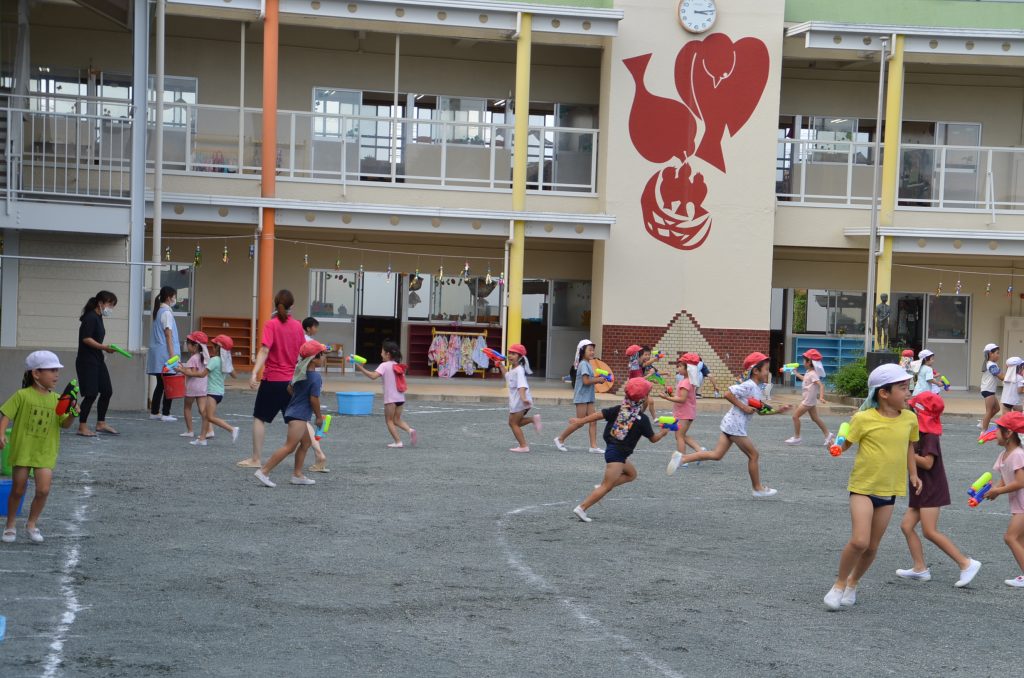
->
[1, 96, 133, 204]
[146, 103, 598, 194]
[776, 138, 1024, 212]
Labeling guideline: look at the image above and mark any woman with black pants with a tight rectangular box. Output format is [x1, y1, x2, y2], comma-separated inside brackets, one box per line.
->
[76, 291, 119, 436]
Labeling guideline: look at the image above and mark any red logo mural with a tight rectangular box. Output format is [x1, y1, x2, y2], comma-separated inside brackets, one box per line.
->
[624, 34, 769, 250]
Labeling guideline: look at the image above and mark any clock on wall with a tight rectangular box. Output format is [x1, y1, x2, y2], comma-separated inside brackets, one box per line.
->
[678, 0, 717, 34]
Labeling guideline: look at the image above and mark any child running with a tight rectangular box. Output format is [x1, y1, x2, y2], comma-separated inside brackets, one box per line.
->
[197, 334, 240, 446]
[671, 352, 789, 495]
[353, 340, 416, 448]
[912, 349, 942, 396]
[554, 340, 608, 454]
[495, 343, 540, 453]
[980, 343, 1004, 430]
[254, 341, 326, 487]
[784, 349, 832, 447]
[1, 351, 77, 543]
[662, 353, 703, 474]
[896, 391, 981, 587]
[572, 378, 669, 522]
[824, 363, 923, 610]
[176, 331, 210, 445]
[299, 317, 329, 471]
[1001, 357, 1024, 413]
[983, 411, 1024, 587]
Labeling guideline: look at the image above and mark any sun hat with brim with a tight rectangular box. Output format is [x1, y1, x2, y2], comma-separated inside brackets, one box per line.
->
[985, 343, 999, 352]
[299, 340, 327, 359]
[918, 349, 934, 360]
[995, 411, 1024, 434]
[901, 349, 915, 358]
[624, 377, 652, 401]
[212, 334, 234, 352]
[508, 343, 527, 357]
[679, 352, 701, 365]
[908, 392, 944, 435]
[861, 363, 913, 411]
[802, 349, 823, 361]
[25, 350, 64, 371]
[187, 331, 209, 344]
[625, 344, 643, 357]
[742, 352, 769, 372]
[1007, 357, 1023, 368]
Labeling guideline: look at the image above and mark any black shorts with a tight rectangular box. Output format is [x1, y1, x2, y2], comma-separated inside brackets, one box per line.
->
[851, 492, 896, 508]
[75, 358, 112, 398]
[209, 394, 223, 404]
[604, 446, 634, 464]
[253, 380, 291, 423]
[981, 391, 995, 398]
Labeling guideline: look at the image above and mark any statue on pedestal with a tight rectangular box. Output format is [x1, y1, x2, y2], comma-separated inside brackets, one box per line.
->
[875, 293, 891, 349]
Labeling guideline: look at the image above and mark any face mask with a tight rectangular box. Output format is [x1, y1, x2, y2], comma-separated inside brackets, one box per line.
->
[101, 307, 113, 318]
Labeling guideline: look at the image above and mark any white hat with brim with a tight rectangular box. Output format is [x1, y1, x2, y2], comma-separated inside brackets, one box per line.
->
[918, 349, 935, 360]
[25, 350, 64, 371]
[984, 343, 999, 352]
[861, 363, 913, 411]
[1007, 357, 1023, 367]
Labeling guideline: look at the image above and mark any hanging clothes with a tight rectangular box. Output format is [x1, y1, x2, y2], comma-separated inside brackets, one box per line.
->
[472, 335, 489, 369]
[443, 336, 462, 378]
[461, 337, 476, 375]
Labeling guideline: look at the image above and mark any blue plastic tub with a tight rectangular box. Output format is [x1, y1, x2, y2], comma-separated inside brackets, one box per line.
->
[0, 478, 25, 517]
[336, 392, 375, 416]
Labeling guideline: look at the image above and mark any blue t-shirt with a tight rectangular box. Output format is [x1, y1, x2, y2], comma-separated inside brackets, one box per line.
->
[284, 371, 322, 422]
[574, 360, 596, 404]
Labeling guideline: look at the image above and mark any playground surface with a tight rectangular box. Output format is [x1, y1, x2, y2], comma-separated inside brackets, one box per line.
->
[1, 393, 1020, 677]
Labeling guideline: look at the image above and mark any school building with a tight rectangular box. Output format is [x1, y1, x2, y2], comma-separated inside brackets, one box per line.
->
[1, 0, 1023, 405]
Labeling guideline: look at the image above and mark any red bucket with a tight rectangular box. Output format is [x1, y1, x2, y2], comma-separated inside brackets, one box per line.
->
[162, 374, 186, 400]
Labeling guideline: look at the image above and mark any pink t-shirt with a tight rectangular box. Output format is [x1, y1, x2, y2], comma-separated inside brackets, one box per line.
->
[994, 446, 1024, 514]
[802, 371, 822, 406]
[672, 376, 696, 421]
[375, 360, 404, 404]
[261, 316, 304, 382]
[184, 353, 208, 397]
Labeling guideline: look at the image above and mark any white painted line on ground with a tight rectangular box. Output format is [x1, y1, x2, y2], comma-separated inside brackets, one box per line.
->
[497, 501, 687, 678]
[40, 477, 92, 678]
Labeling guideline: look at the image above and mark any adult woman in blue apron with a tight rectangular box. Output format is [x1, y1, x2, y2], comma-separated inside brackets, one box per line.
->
[146, 286, 181, 421]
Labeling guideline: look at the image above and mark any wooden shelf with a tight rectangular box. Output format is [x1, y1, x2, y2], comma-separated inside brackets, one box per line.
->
[201, 316, 254, 370]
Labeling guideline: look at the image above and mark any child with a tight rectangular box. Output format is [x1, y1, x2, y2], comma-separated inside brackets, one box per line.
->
[1001, 357, 1024, 413]
[1, 351, 76, 543]
[983, 411, 1024, 587]
[980, 343, 1004, 430]
[896, 392, 981, 587]
[554, 340, 608, 454]
[298, 318, 329, 470]
[302, 316, 319, 342]
[674, 352, 789, 496]
[176, 331, 210, 444]
[824, 363, 923, 610]
[353, 340, 416, 448]
[571, 378, 669, 522]
[662, 353, 703, 474]
[784, 349, 832, 447]
[912, 349, 942, 396]
[496, 343, 540, 453]
[625, 344, 645, 379]
[254, 341, 326, 487]
[198, 334, 240, 446]
[694, 355, 721, 399]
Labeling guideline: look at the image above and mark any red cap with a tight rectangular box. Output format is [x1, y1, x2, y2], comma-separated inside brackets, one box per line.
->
[625, 344, 643, 357]
[742, 352, 769, 371]
[908, 392, 944, 435]
[508, 343, 527, 357]
[186, 331, 209, 344]
[212, 334, 234, 352]
[678, 352, 701, 365]
[624, 377, 653, 401]
[901, 349, 915, 358]
[802, 349, 823, 361]
[299, 340, 327, 358]
[995, 411, 1024, 434]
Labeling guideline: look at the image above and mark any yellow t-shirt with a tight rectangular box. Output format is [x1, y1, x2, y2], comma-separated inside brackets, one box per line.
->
[846, 408, 919, 497]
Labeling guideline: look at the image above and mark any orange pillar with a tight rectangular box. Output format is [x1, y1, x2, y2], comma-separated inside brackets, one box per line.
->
[257, 0, 279, 341]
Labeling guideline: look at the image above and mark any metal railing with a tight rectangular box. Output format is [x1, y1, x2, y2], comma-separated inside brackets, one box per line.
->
[776, 138, 1024, 212]
[146, 103, 599, 194]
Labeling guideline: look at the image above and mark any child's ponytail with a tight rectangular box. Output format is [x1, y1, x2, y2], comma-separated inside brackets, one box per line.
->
[22, 370, 34, 388]
[382, 340, 402, 363]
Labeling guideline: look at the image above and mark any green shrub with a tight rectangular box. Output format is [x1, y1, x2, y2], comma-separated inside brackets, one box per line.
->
[829, 357, 868, 398]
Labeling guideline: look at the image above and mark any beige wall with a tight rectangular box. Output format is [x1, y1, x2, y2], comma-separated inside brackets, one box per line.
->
[598, 0, 785, 329]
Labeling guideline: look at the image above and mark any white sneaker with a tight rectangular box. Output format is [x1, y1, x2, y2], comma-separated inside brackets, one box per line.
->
[27, 527, 44, 543]
[179, 431, 194, 438]
[160, 415, 177, 422]
[553, 437, 568, 452]
[667, 451, 684, 476]
[955, 559, 982, 588]
[840, 586, 857, 607]
[752, 487, 778, 498]
[896, 567, 932, 582]
[977, 421, 984, 429]
[231, 427, 240, 443]
[824, 433, 834, 447]
[254, 471, 276, 488]
[589, 447, 604, 454]
[149, 414, 162, 420]
[784, 436, 801, 445]
[289, 476, 316, 485]
[1005, 576, 1024, 588]
[573, 505, 592, 523]
[1, 528, 15, 543]
[190, 438, 207, 447]
[823, 586, 844, 610]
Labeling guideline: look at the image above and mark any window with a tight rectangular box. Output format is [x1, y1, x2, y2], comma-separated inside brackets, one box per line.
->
[407, 273, 432, 320]
[428, 276, 501, 324]
[312, 88, 361, 138]
[791, 289, 866, 335]
[552, 281, 590, 328]
[360, 271, 397, 317]
[309, 269, 357, 321]
[147, 75, 198, 127]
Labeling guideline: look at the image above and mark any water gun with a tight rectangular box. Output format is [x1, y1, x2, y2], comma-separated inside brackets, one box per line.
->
[109, 343, 133, 358]
[162, 355, 181, 373]
[646, 371, 666, 388]
[315, 414, 332, 441]
[594, 368, 613, 383]
[978, 426, 998, 445]
[657, 416, 679, 431]
[652, 349, 667, 361]
[348, 354, 367, 365]
[967, 472, 993, 507]
[747, 398, 775, 415]
[936, 374, 951, 391]
[55, 379, 80, 416]
[482, 347, 506, 364]
[830, 421, 850, 457]
[779, 362, 800, 374]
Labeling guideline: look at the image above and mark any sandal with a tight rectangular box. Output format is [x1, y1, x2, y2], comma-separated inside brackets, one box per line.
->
[2, 528, 15, 543]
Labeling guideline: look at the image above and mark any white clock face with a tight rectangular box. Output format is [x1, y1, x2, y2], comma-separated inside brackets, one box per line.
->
[678, 0, 717, 34]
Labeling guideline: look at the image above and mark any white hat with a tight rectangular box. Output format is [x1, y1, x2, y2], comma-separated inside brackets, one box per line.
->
[861, 363, 913, 411]
[25, 350, 64, 371]
[1007, 357, 1023, 367]
[918, 349, 934, 360]
[984, 343, 999, 352]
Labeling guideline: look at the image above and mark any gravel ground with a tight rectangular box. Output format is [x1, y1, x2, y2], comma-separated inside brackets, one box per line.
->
[0, 394, 1021, 677]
